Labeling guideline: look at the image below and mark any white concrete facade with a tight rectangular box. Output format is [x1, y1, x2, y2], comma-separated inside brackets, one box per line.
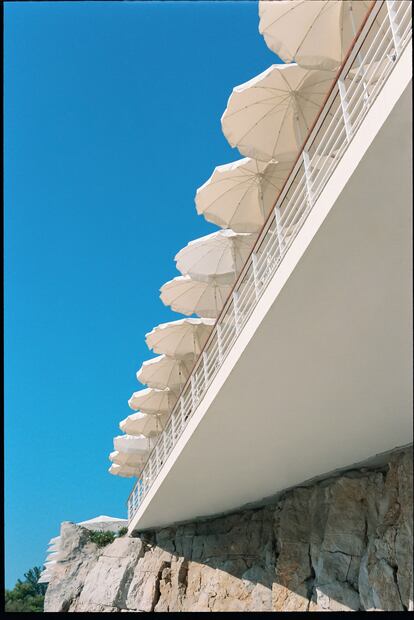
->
[129, 39, 412, 532]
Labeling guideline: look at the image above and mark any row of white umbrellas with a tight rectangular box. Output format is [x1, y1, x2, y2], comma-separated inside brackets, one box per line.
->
[109, 230, 261, 476]
[161, 230, 257, 318]
[109, 1, 376, 479]
[109, 434, 155, 476]
[108, 318, 216, 477]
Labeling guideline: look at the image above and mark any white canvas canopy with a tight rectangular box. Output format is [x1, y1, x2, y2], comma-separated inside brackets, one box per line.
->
[258, 0, 372, 71]
[221, 63, 334, 162]
[113, 434, 151, 454]
[77, 515, 128, 532]
[108, 463, 138, 478]
[120, 411, 168, 437]
[145, 317, 215, 358]
[78, 515, 126, 526]
[128, 386, 177, 414]
[160, 274, 232, 319]
[195, 158, 292, 233]
[137, 354, 194, 391]
[175, 229, 256, 283]
[109, 450, 148, 468]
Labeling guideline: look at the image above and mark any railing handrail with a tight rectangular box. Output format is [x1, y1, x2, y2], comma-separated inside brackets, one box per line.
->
[127, 0, 412, 509]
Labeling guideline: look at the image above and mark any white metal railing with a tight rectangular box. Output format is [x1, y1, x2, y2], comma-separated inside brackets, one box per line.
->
[128, 0, 412, 522]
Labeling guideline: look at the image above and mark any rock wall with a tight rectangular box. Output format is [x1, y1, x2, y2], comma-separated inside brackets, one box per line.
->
[44, 448, 413, 612]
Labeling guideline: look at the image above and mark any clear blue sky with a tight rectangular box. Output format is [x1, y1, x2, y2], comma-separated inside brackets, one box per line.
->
[4, 0, 279, 588]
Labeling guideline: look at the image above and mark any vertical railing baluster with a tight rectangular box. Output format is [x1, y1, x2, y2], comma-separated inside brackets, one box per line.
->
[152, 446, 157, 476]
[190, 375, 196, 410]
[217, 323, 223, 363]
[386, 0, 402, 57]
[274, 207, 285, 257]
[202, 351, 209, 387]
[302, 150, 314, 210]
[266, 248, 272, 278]
[180, 395, 185, 428]
[166, 426, 170, 453]
[171, 409, 176, 442]
[155, 444, 161, 474]
[148, 457, 153, 484]
[252, 252, 260, 300]
[338, 78, 353, 142]
[233, 291, 240, 334]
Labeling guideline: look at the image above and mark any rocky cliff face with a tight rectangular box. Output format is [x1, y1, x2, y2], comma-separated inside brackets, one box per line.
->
[44, 448, 413, 612]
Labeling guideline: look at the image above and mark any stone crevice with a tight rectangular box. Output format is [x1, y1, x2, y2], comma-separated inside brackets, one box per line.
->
[392, 564, 408, 612]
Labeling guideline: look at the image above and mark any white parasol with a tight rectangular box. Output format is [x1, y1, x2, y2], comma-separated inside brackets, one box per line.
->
[108, 463, 139, 478]
[145, 317, 215, 358]
[119, 411, 168, 437]
[128, 387, 177, 414]
[175, 229, 256, 283]
[109, 450, 148, 468]
[160, 274, 233, 319]
[258, 0, 373, 71]
[136, 354, 194, 391]
[195, 157, 293, 233]
[221, 63, 334, 163]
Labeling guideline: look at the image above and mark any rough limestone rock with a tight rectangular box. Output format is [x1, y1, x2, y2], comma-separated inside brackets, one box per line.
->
[73, 537, 145, 612]
[44, 523, 104, 612]
[44, 448, 413, 612]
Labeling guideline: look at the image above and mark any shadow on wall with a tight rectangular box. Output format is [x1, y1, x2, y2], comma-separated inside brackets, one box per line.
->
[44, 447, 412, 612]
[130, 447, 412, 612]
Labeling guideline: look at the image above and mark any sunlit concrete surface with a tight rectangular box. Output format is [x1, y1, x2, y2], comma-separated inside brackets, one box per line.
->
[130, 43, 412, 533]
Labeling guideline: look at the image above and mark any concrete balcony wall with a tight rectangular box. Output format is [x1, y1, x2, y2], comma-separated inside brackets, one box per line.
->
[129, 42, 412, 533]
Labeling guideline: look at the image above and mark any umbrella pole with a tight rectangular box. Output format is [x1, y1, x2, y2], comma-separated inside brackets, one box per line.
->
[259, 188, 266, 220]
[292, 97, 304, 148]
[231, 243, 237, 276]
[179, 361, 185, 392]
